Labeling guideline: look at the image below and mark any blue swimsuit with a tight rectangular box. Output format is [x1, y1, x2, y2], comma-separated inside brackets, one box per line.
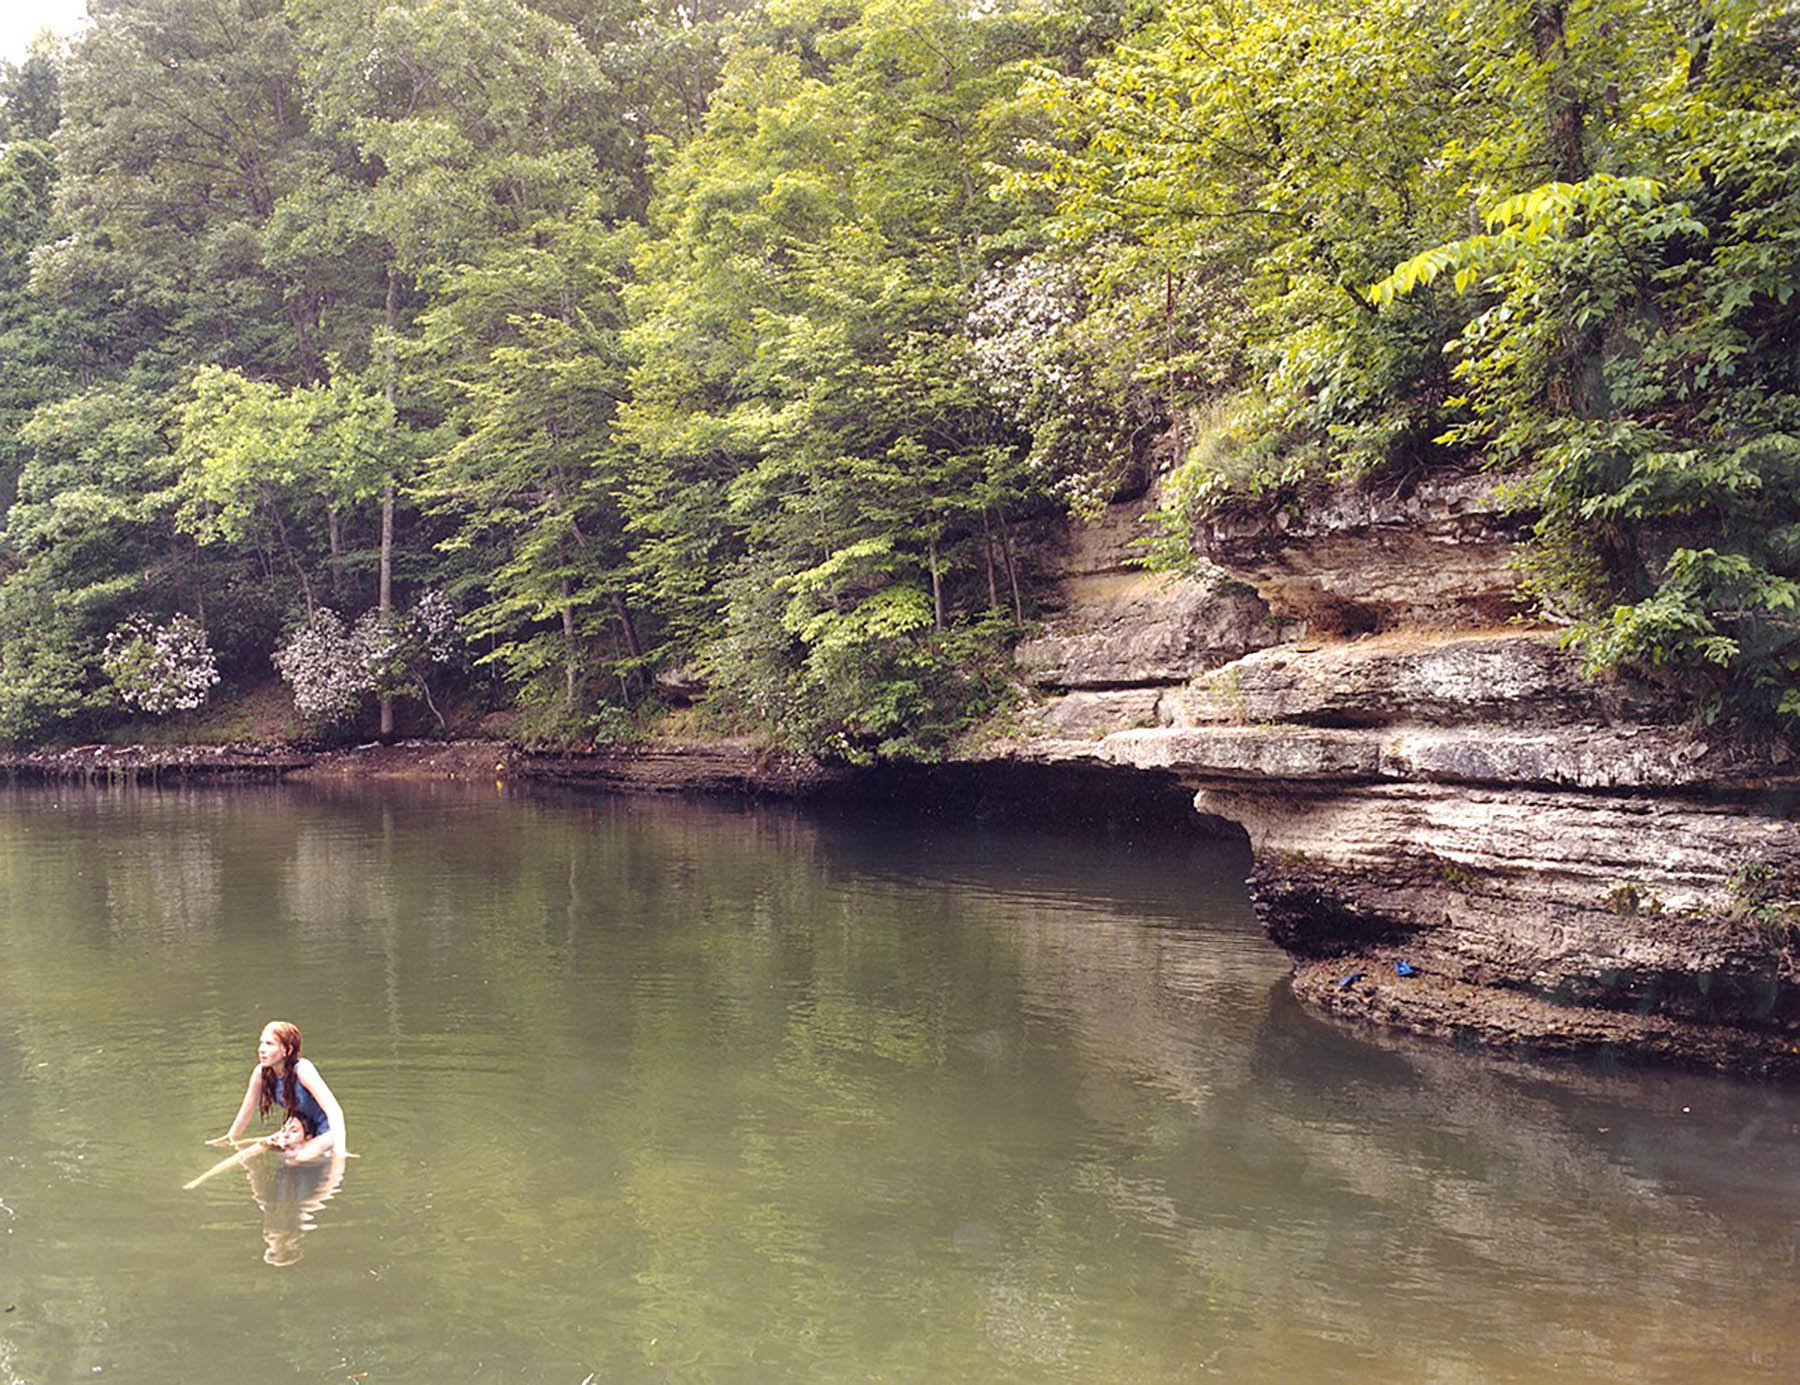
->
[275, 1070, 330, 1137]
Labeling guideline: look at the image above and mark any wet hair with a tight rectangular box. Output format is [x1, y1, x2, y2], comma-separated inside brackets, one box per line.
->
[256, 1021, 314, 1133]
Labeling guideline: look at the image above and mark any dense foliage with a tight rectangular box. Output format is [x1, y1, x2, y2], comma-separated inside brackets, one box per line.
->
[0, 0, 1792, 751]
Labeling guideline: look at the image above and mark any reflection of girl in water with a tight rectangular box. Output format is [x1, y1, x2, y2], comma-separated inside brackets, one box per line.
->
[246, 1154, 339, 1267]
[210, 1020, 347, 1163]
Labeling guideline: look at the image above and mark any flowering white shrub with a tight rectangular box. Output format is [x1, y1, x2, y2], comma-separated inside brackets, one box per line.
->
[969, 254, 1243, 516]
[410, 589, 459, 664]
[967, 256, 1141, 511]
[968, 257, 1082, 413]
[351, 609, 407, 694]
[103, 613, 221, 714]
[273, 608, 375, 723]
[274, 593, 462, 724]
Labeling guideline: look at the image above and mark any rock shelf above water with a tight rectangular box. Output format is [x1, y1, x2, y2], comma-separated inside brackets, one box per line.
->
[995, 479, 1800, 1076]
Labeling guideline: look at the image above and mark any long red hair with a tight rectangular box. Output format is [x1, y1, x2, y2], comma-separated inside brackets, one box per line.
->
[257, 1021, 304, 1124]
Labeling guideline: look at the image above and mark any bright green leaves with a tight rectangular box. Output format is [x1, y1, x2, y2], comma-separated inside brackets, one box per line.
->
[173, 366, 400, 552]
[1022, 0, 1483, 514]
[10, 386, 175, 555]
[1575, 545, 1800, 727]
[54, 0, 321, 379]
[616, 0, 1061, 757]
[1360, 13, 1800, 726]
[295, 0, 612, 269]
[1043, 0, 1800, 734]
[777, 542, 942, 756]
[1368, 176, 1677, 307]
[1484, 178, 1667, 239]
[1, 0, 1793, 751]
[412, 206, 640, 721]
[0, 384, 181, 740]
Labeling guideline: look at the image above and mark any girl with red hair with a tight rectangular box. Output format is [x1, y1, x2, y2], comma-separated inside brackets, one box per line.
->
[209, 1020, 347, 1163]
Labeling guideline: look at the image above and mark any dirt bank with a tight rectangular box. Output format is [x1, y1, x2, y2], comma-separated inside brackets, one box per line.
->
[0, 739, 521, 784]
[0, 737, 845, 794]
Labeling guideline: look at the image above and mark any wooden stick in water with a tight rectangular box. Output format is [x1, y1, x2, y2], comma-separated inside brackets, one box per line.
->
[183, 1137, 274, 1190]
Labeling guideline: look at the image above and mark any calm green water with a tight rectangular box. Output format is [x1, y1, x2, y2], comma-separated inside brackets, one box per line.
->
[1, 784, 1798, 1384]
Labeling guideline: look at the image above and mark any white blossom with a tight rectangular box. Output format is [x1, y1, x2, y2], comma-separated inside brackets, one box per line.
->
[274, 609, 376, 722]
[274, 593, 462, 724]
[410, 589, 459, 664]
[104, 613, 221, 715]
[968, 254, 1149, 510]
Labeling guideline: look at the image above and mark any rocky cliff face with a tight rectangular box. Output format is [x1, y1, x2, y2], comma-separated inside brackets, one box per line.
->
[995, 477, 1800, 1075]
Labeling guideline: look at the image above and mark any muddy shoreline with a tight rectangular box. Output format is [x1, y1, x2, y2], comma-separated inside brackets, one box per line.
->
[0, 737, 883, 805]
[0, 738, 816, 787]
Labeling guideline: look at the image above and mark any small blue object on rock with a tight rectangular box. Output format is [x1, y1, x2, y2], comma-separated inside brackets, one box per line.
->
[1395, 960, 1416, 977]
[1334, 971, 1365, 989]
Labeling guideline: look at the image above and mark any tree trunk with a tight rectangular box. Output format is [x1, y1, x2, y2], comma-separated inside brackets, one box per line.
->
[289, 294, 321, 387]
[928, 535, 945, 630]
[379, 480, 395, 738]
[192, 537, 206, 630]
[1685, 13, 1715, 89]
[995, 507, 1024, 625]
[416, 675, 448, 735]
[981, 508, 1000, 610]
[1530, 2, 1587, 183]
[379, 263, 399, 738]
[561, 579, 579, 705]
[269, 496, 315, 617]
[613, 592, 643, 661]
[327, 506, 343, 602]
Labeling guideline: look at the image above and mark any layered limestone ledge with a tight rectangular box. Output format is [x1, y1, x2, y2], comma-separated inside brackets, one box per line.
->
[1015, 491, 1284, 730]
[1017, 477, 1537, 736]
[1196, 472, 1530, 633]
[1000, 583, 1800, 1071]
[997, 470, 1800, 1073]
[1161, 631, 1679, 729]
[1071, 636, 1800, 1071]
[1287, 959, 1800, 1076]
[1100, 721, 1777, 793]
[1015, 577, 1280, 691]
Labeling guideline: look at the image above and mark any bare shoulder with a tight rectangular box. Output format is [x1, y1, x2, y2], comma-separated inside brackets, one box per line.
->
[295, 1056, 323, 1081]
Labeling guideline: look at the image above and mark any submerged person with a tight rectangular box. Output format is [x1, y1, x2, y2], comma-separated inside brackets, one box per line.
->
[209, 1020, 347, 1164]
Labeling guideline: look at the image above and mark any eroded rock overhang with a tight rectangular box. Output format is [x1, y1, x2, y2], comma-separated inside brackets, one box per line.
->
[995, 479, 1800, 1075]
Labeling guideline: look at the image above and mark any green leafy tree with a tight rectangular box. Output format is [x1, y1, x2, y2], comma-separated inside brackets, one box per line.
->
[0, 54, 121, 512]
[171, 364, 408, 615]
[413, 205, 642, 723]
[1012, 0, 1483, 494]
[50, 0, 334, 383]
[623, 0, 1095, 758]
[0, 0, 390, 735]
[294, 0, 627, 732]
[1370, 3, 1800, 724]
[0, 385, 179, 738]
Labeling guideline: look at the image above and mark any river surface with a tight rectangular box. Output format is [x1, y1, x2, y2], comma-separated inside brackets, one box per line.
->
[0, 783, 1797, 1383]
